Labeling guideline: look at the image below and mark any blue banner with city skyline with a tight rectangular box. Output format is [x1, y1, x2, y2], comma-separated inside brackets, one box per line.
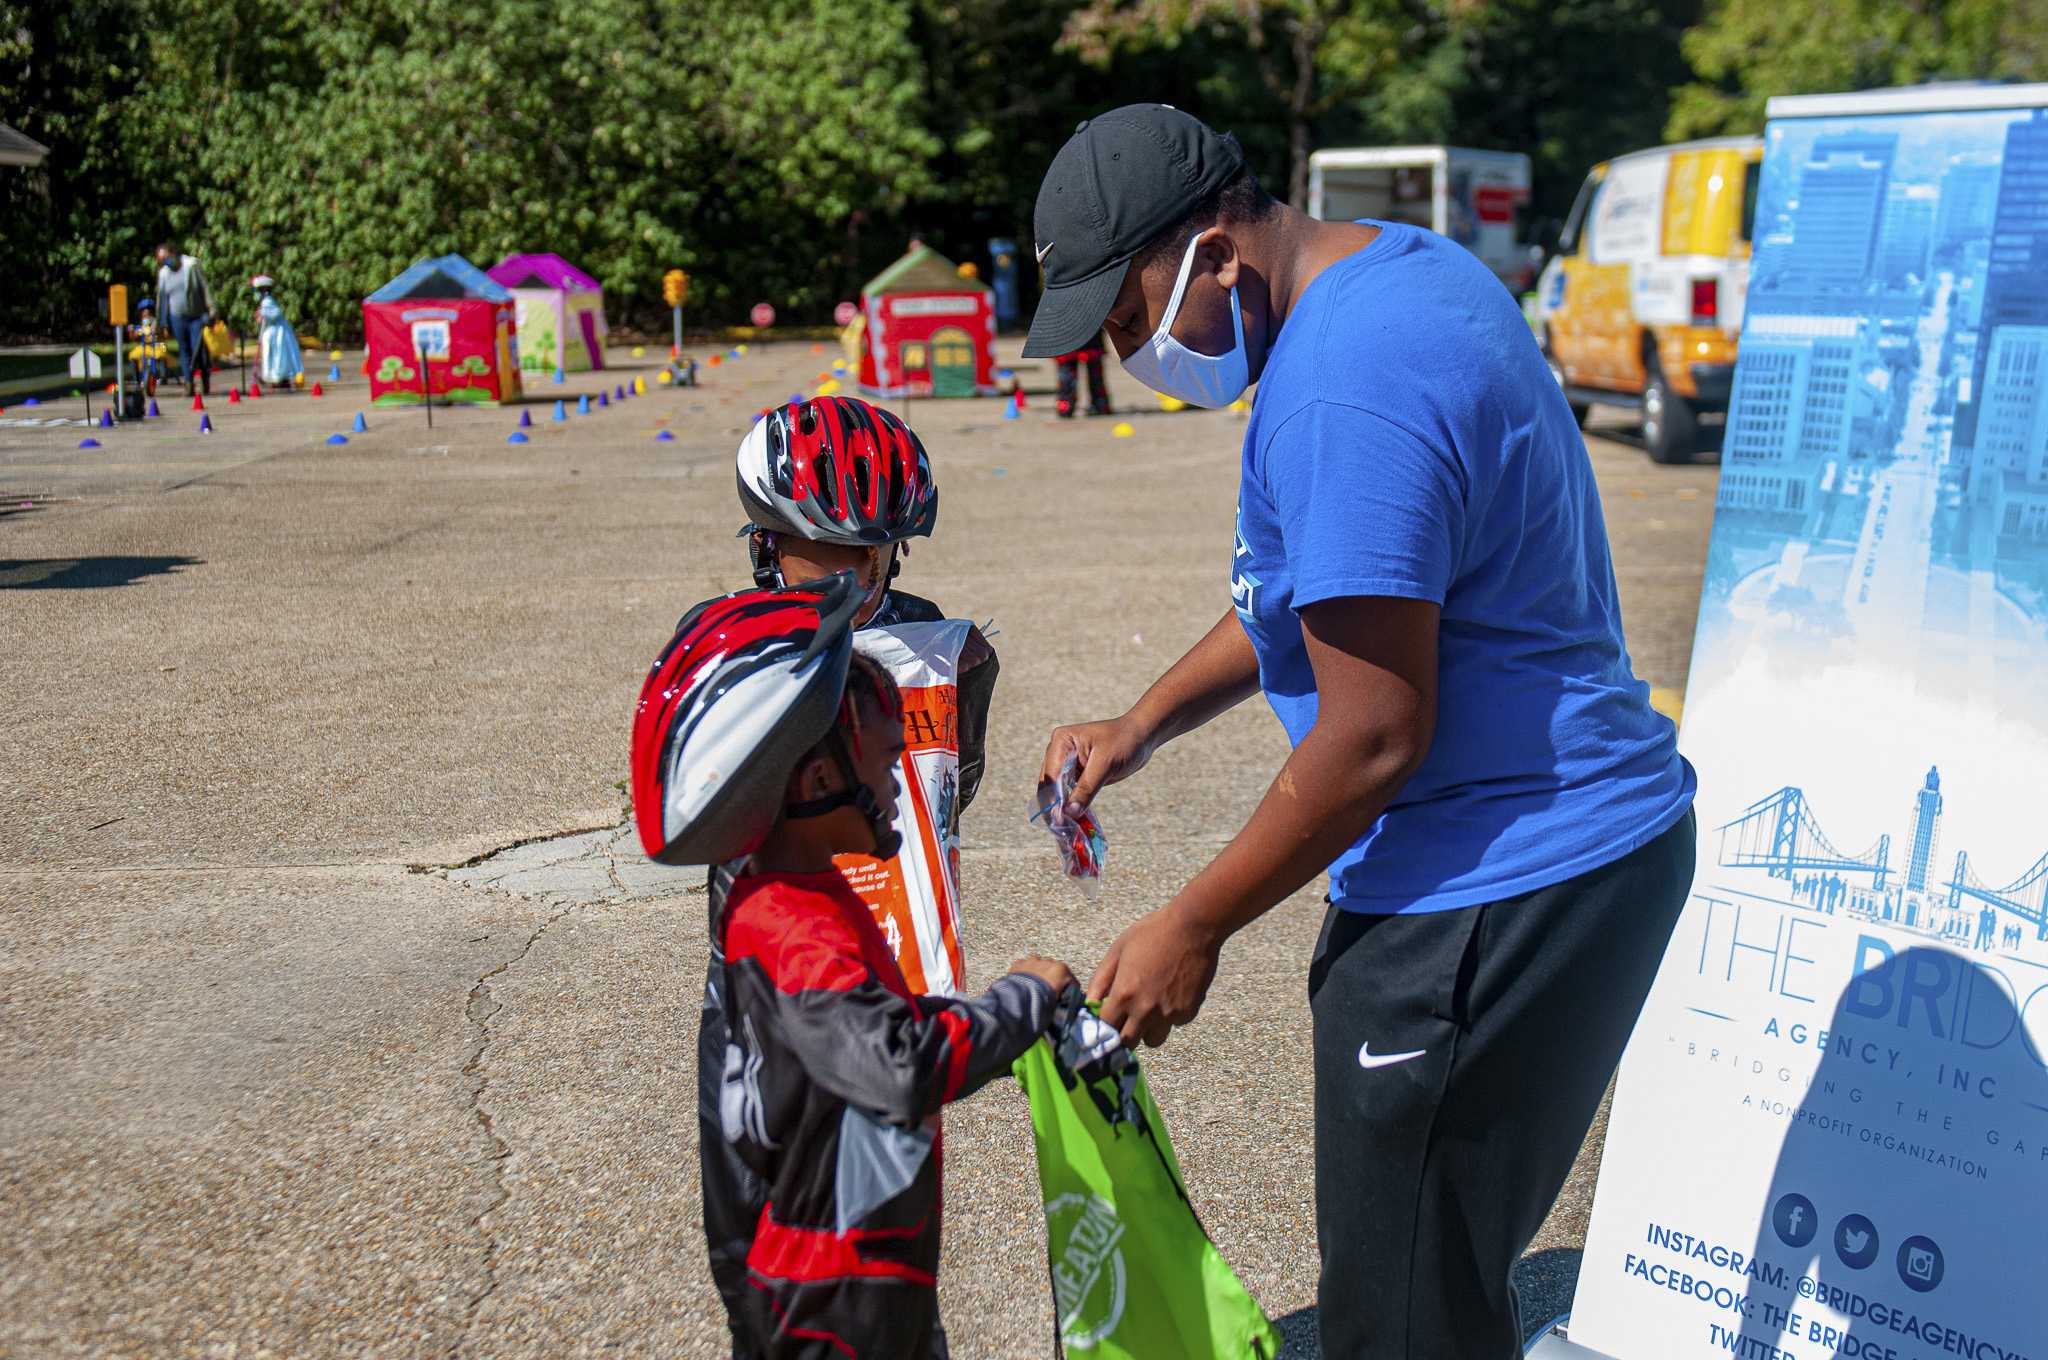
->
[1571, 87, 2048, 1360]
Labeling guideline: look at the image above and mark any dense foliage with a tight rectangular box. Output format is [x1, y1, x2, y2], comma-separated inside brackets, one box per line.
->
[1, 0, 2039, 340]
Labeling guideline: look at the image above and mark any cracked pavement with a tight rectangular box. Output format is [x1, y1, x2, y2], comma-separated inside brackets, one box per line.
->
[0, 342, 1719, 1356]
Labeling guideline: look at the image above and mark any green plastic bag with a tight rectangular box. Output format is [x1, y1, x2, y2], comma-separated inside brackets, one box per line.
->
[1013, 1003, 1281, 1359]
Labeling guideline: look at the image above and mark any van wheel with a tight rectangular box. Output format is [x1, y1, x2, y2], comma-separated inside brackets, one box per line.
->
[1547, 352, 1590, 427]
[1642, 361, 1697, 465]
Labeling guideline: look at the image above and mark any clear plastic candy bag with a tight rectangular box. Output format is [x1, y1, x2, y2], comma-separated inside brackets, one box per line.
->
[1030, 754, 1108, 880]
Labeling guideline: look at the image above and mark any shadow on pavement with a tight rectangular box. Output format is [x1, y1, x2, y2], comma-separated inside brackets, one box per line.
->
[1268, 1247, 1583, 1357]
[0, 555, 200, 590]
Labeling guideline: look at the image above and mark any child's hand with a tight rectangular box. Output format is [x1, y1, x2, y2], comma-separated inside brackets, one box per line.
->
[1010, 955, 1076, 995]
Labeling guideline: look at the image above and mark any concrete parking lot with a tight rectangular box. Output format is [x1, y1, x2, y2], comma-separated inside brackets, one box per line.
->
[0, 341, 1717, 1357]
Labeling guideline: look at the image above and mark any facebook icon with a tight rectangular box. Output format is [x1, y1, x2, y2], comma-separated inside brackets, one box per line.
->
[1773, 1192, 1819, 1249]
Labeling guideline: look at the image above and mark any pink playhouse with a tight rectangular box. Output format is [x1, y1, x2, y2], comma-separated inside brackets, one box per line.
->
[486, 253, 608, 374]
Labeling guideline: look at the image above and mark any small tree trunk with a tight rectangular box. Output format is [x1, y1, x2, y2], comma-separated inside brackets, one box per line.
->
[1287, 17, 1320, 210]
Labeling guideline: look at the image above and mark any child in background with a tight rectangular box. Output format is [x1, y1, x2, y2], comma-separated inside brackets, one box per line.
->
[631, 574, 1071, 1358]
[694, 394, 1001, 1345]
[128, 298, 170, 396]
[1054, 334, 1113, 418]
[735, 395, 997, 800]
[251, 275, 304, 389]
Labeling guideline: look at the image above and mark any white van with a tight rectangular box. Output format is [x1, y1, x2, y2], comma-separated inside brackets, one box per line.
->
[1308, 145, 1537, 289]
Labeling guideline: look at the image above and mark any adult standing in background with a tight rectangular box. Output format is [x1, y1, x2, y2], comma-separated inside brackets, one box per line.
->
[155, 241, 215, 397]
[1023, 105, 1697, 1358]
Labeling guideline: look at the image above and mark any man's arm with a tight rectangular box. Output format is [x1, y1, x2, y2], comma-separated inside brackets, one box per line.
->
[1090, 594, 1438, 1046]
[1040, 606, 1262, 811]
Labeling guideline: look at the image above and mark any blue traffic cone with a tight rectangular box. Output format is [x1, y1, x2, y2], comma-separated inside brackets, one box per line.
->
[553, 399, 568, 421]
[1003, 393, 1020, 420]
[351, 411, 368, 433]
[326, 433, 349, 445]
[518, 408, 533, 428]
[78, 437, 102, 449]
[552, 367, 566, 384]
[599, 390, 610, 408]
[327, 362, 342, 382]
[577, 394, 591, 415]
[23, 396, 40, 407]
[508, 431, 530, 444]
[98, 408, 114, 428]
[198, 414, 213, 433]
[147, 397, 161, 418]
[614, 384, 626, 401]
[655, 430, 676, 442]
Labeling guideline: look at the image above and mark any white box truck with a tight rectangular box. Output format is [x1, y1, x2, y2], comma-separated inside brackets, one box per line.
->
[1307, 145, 1537, 290]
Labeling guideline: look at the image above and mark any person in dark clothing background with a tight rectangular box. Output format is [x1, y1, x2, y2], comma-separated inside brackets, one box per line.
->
[1054, 336, 1113, 418]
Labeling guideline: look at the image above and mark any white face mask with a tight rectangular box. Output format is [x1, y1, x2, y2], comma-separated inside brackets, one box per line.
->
[1117, 232, 1249, 409]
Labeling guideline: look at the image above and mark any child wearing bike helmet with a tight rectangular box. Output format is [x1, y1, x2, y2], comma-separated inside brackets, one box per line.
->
[735, 394, 999, 809]
[631, 574, 1071, 1359]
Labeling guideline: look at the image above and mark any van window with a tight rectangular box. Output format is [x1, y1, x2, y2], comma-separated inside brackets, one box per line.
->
[1741, 160, 1761, 241]
[1558, 173, 1598, 256]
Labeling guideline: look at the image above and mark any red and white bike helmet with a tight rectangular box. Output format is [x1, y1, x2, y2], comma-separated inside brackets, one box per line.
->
[736, 396, 939, 548]
[631, 573, 876, 866]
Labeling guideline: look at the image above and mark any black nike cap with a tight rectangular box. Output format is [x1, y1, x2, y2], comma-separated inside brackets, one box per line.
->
[1020, 104, 1247, 359]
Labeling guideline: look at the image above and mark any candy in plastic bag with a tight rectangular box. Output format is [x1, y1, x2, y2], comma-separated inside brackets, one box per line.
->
[1031, 754, 1108, 880]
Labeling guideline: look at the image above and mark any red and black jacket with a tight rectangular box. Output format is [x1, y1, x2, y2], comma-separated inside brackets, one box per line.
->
[704, 871, 1052, 1357]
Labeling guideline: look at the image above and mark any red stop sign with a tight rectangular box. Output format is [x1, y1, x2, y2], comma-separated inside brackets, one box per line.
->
[834, 301, 857, 327]
[750, 302, 776, 329]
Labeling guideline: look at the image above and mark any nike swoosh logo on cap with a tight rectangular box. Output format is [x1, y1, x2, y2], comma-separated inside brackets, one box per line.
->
[1036, 241, 1054, 264]
[1357, 1042, 1426, 1070]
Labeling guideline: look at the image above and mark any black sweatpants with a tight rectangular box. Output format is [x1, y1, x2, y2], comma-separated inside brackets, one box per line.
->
[1307, 810, 1694, 1359]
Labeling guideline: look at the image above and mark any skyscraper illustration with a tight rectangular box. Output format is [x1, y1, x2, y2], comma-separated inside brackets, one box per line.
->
[1962, 112, 2048, 453]
[1880, 183, 1937, 284]
[1786, 133, 1897, 289]
[1719, 313, 1867, 511]
[1907, 765, 1943, 892]
[1934, 153, 2001, 256]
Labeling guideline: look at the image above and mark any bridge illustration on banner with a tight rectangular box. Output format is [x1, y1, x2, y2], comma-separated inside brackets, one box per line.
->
[1714, 769, 2048, 945]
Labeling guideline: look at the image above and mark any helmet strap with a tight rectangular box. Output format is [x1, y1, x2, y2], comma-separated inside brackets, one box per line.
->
[748, 529, 785, 590]
[784, 728, 902, 859]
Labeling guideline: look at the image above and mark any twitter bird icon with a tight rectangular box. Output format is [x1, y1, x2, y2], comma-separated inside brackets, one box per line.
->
[1835, 1214, 1880, 1270]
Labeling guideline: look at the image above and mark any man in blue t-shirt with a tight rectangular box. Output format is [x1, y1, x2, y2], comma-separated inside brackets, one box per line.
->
[1023, 105, 1698, 1358]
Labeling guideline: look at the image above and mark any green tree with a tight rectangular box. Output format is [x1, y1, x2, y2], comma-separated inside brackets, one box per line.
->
[1436, 0, 1701, 222]
[1670, 0, 2048, 139]
[1060, 0, 1416, 209]
[0, 0, 159, 337]
[1057, 0, 1700, 223]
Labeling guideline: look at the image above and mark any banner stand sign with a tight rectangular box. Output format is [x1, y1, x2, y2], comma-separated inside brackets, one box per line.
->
[1543, 82, 2048, 1360]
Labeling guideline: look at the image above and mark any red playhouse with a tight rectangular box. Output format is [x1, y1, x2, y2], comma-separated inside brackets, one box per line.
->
[362, 254, 522, 407]
[856, 243, 996, 399]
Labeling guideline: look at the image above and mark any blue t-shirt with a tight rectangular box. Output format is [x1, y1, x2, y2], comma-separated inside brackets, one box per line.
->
[1234, 222, 1694, 913]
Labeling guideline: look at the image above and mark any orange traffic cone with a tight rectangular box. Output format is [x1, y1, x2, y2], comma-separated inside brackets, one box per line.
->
[311, 382, 324, 397]
[191, 392, 205, 411]
[250, 382, 263, 399]
[227, 388, 241, 405]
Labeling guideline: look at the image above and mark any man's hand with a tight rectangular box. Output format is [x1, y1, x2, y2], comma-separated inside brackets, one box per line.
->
[1040, 714, 1156, 817]
[1010, 955, 1077, 995]
[1088, 907, 1221, 1048]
